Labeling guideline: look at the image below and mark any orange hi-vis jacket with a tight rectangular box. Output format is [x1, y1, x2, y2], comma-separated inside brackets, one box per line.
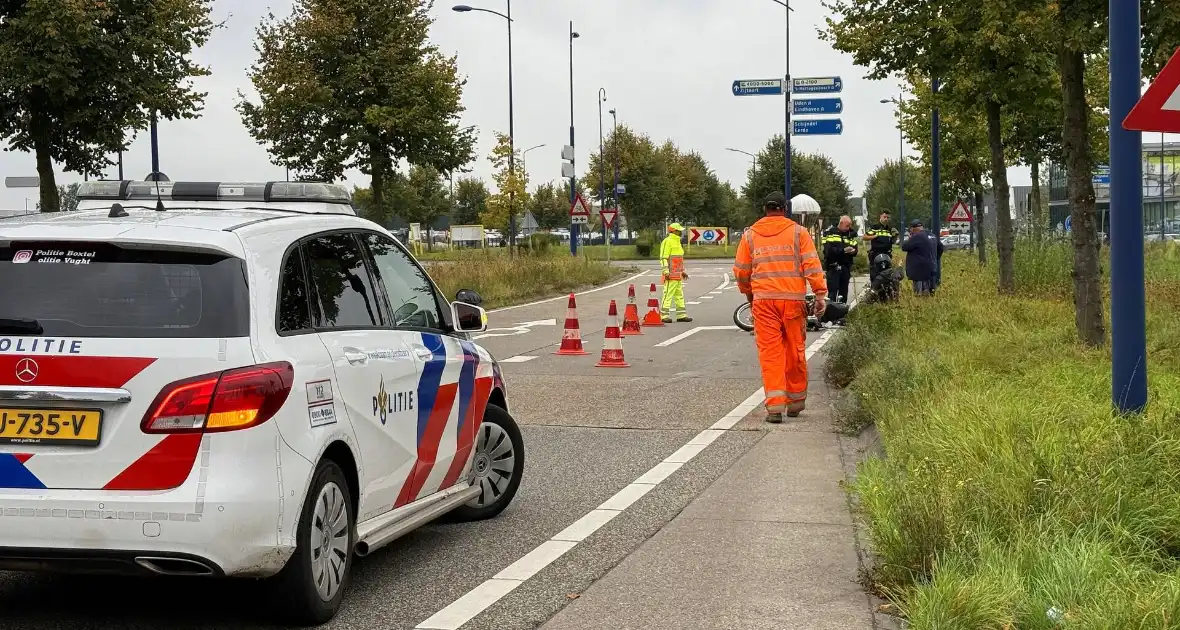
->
[732, 215, 828, 301]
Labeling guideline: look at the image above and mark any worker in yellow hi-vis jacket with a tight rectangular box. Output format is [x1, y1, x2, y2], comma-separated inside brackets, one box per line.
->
[660, 223, 693, 323]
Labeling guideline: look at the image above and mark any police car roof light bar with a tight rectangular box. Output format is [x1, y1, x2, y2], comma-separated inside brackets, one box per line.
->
[74, 180, 352, 204]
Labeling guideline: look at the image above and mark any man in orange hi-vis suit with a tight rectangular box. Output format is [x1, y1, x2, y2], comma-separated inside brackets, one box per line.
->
[733, 191, 828, 423]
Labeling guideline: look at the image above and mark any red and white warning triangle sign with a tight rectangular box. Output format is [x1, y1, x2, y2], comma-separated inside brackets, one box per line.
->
[570, 193, 592, 224]
[947, 200, 973, 222]
[1124, 47, 1180, 134]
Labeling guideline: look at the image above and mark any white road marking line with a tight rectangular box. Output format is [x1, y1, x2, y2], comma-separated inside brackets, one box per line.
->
[687, 301, 702, 305]
[498, 355, 538, 363]
[654, 325, 739, 347]
[701, 295, 714, 299]
[414, 326, 844, 630]
[487, 271, 648, 314]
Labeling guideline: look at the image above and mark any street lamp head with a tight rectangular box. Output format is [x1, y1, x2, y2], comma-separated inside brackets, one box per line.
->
[609, 108, 616, 115]
[452, 5, 473, 11]
[571, 31, 580, 39]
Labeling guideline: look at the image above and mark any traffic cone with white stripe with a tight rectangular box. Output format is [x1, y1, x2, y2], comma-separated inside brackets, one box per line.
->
[596, 300, 630, 368]
[621, 284, 643, 336]
[554, 293, 589, 356]
[642, 282, 664, 327]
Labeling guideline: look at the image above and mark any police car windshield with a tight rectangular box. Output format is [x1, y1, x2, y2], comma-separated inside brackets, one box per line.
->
[0, 242, 249, 339]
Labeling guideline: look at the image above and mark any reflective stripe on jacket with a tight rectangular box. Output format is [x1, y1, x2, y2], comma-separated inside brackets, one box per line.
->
[732, 216, 828, 301]
[660, 234, 685, 279]
[821, 227, 858, 265]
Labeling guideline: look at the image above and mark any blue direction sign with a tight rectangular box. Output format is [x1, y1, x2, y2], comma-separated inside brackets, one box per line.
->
[793, 97, 843, 115]
[1092, 164, 1110, 184]
[793, 119, 843, 136]
[732, 79, 784, 96]
[791, 76, 843, 94]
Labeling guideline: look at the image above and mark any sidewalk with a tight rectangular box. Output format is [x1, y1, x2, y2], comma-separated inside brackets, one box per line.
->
[540, 368, 882, 627]
[541, 325, 881, 629]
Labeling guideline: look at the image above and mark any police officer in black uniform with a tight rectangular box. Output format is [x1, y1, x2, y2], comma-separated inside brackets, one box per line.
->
[821, 215, 858, 305]
[862, 211, 899, 284]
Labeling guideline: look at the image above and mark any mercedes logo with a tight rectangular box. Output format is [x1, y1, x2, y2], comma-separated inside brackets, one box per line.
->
[15, 358, 38, 383]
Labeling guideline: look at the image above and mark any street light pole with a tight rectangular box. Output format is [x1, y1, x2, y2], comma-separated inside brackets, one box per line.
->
[1109, 0, 1147, 413]
[569, 23, 580, 256]
[599, 89, 607, 249]
[931, 78, 941, 289]
[610, 108, 619, 245]
[452, 3, 517, 256]
[521, 143, 545, 177]
[767, 0, 793, 215]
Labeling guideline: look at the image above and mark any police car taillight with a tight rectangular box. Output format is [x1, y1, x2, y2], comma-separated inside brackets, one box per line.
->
[141, 362, 294, 434]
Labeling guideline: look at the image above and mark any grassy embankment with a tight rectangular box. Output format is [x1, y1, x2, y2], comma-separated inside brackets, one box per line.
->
[825, 242, 1180, 628]
[422, 248, 629, 310]
[415, 244, 734, 262]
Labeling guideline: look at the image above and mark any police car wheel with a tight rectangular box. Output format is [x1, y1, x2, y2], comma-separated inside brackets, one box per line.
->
[445, 404, 524, 522]
[273, 460, 355, 626]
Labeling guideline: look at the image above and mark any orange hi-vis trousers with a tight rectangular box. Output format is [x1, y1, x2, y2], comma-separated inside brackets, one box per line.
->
[752, 299, 809, 414]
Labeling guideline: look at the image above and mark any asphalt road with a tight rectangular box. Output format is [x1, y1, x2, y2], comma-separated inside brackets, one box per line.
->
[0, 260, 844, 630]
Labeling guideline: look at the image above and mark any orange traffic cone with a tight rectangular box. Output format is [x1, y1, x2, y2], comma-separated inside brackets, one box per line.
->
[621, 284, 643, 336]
[554, 293, 589, 356]
[596, 300, 630, 368]
[642, 282, 664, 327]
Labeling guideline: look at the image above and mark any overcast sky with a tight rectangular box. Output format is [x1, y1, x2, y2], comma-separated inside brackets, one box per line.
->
[2, 0, 1046, 212]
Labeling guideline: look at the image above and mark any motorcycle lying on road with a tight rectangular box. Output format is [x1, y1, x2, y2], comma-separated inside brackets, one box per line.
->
[733, 295, 849, 333]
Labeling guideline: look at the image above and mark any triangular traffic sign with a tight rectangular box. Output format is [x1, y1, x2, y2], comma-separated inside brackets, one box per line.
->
[570, 193, 592, 217]
[601, 208, 618, 227]
[947, 200, 973, 222]
[1124, 47, 1180, 133]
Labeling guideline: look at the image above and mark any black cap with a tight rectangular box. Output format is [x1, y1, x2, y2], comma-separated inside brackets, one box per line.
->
[910, 219, 923, 228]
[763, 191, 786, 209]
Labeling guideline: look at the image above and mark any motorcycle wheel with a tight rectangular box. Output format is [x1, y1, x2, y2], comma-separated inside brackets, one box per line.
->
[733, 301, 755, 332]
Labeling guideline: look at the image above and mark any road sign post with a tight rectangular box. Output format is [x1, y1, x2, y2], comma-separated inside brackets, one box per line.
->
[1110, 0, 1148, 414]
[570, 193, 591, 225]
[946, 200, 973, 233]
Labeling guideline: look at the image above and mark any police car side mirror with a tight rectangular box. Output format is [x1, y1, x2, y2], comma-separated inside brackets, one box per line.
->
[451, 301, 487, 333]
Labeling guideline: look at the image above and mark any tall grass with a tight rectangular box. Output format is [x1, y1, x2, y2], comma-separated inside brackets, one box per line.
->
[427, 251, 625, 309]
[826, 241, 1180, 629]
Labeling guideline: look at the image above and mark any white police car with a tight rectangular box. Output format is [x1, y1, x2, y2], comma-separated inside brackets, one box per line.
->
[0, 180, 523, 625]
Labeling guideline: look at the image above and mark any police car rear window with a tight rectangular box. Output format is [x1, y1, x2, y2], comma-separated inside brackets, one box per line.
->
[0, 242, 249, 338]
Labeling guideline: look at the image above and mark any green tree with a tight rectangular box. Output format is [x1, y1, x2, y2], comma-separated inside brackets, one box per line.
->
[863, 159, 931, 225]
[238, 0, 475, 222]
[452, 176, 488, 225]
[529, 182, 569, 230]
[584, 125, 672, 231]
[742, 135, 851, 224]
[483, 132, 529, 234]
[0, 0, 215, 212]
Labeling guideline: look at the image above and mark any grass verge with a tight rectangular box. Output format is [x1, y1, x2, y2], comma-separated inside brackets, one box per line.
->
[425, 250, 629, 309]
[824, 242, 1180, 628]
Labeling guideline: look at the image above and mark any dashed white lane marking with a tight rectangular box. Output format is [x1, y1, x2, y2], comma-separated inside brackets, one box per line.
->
[687, 301, 702, 305]
[653, 325, 740, 348]
[488, 271, 649, 314]
[414, 327, 841, 630]
[701, 295, 715, 300]
[498, 355, 538, 363]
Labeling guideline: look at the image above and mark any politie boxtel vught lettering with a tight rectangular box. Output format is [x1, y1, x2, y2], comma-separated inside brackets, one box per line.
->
[0, 339, 83, 354]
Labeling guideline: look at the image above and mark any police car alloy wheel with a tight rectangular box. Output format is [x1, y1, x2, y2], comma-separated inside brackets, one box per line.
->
[446, 404, 524, 522]
[275, 460, 355, 625]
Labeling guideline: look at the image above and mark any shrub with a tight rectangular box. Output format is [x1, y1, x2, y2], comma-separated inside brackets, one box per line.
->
[634, 229, 660, 257]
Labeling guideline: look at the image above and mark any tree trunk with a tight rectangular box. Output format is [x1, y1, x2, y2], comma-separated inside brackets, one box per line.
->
[32, 115, 60, 213]
[1030, 159, 1044, 241]
[1059, 46, 1105, 347]
[370, 147, 388, 226]
[985, 100, 1015, 293]
[973, 174, 988, 265]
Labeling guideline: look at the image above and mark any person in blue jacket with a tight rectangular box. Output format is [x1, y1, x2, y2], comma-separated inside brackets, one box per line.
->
[901, 220, 944, 295]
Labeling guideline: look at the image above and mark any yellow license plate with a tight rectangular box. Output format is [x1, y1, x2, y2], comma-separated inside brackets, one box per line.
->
[0, 408, 103, 446]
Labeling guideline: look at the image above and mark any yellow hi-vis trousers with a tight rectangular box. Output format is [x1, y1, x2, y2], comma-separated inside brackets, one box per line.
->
[662, 280, 686, 318]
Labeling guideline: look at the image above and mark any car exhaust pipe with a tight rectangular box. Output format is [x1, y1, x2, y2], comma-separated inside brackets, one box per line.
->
[134, 556, 216, 576]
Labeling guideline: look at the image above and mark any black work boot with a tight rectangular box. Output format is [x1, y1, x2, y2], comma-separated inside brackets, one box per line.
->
[765, 412, 783, 424]
[677, 316, 694, 323]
